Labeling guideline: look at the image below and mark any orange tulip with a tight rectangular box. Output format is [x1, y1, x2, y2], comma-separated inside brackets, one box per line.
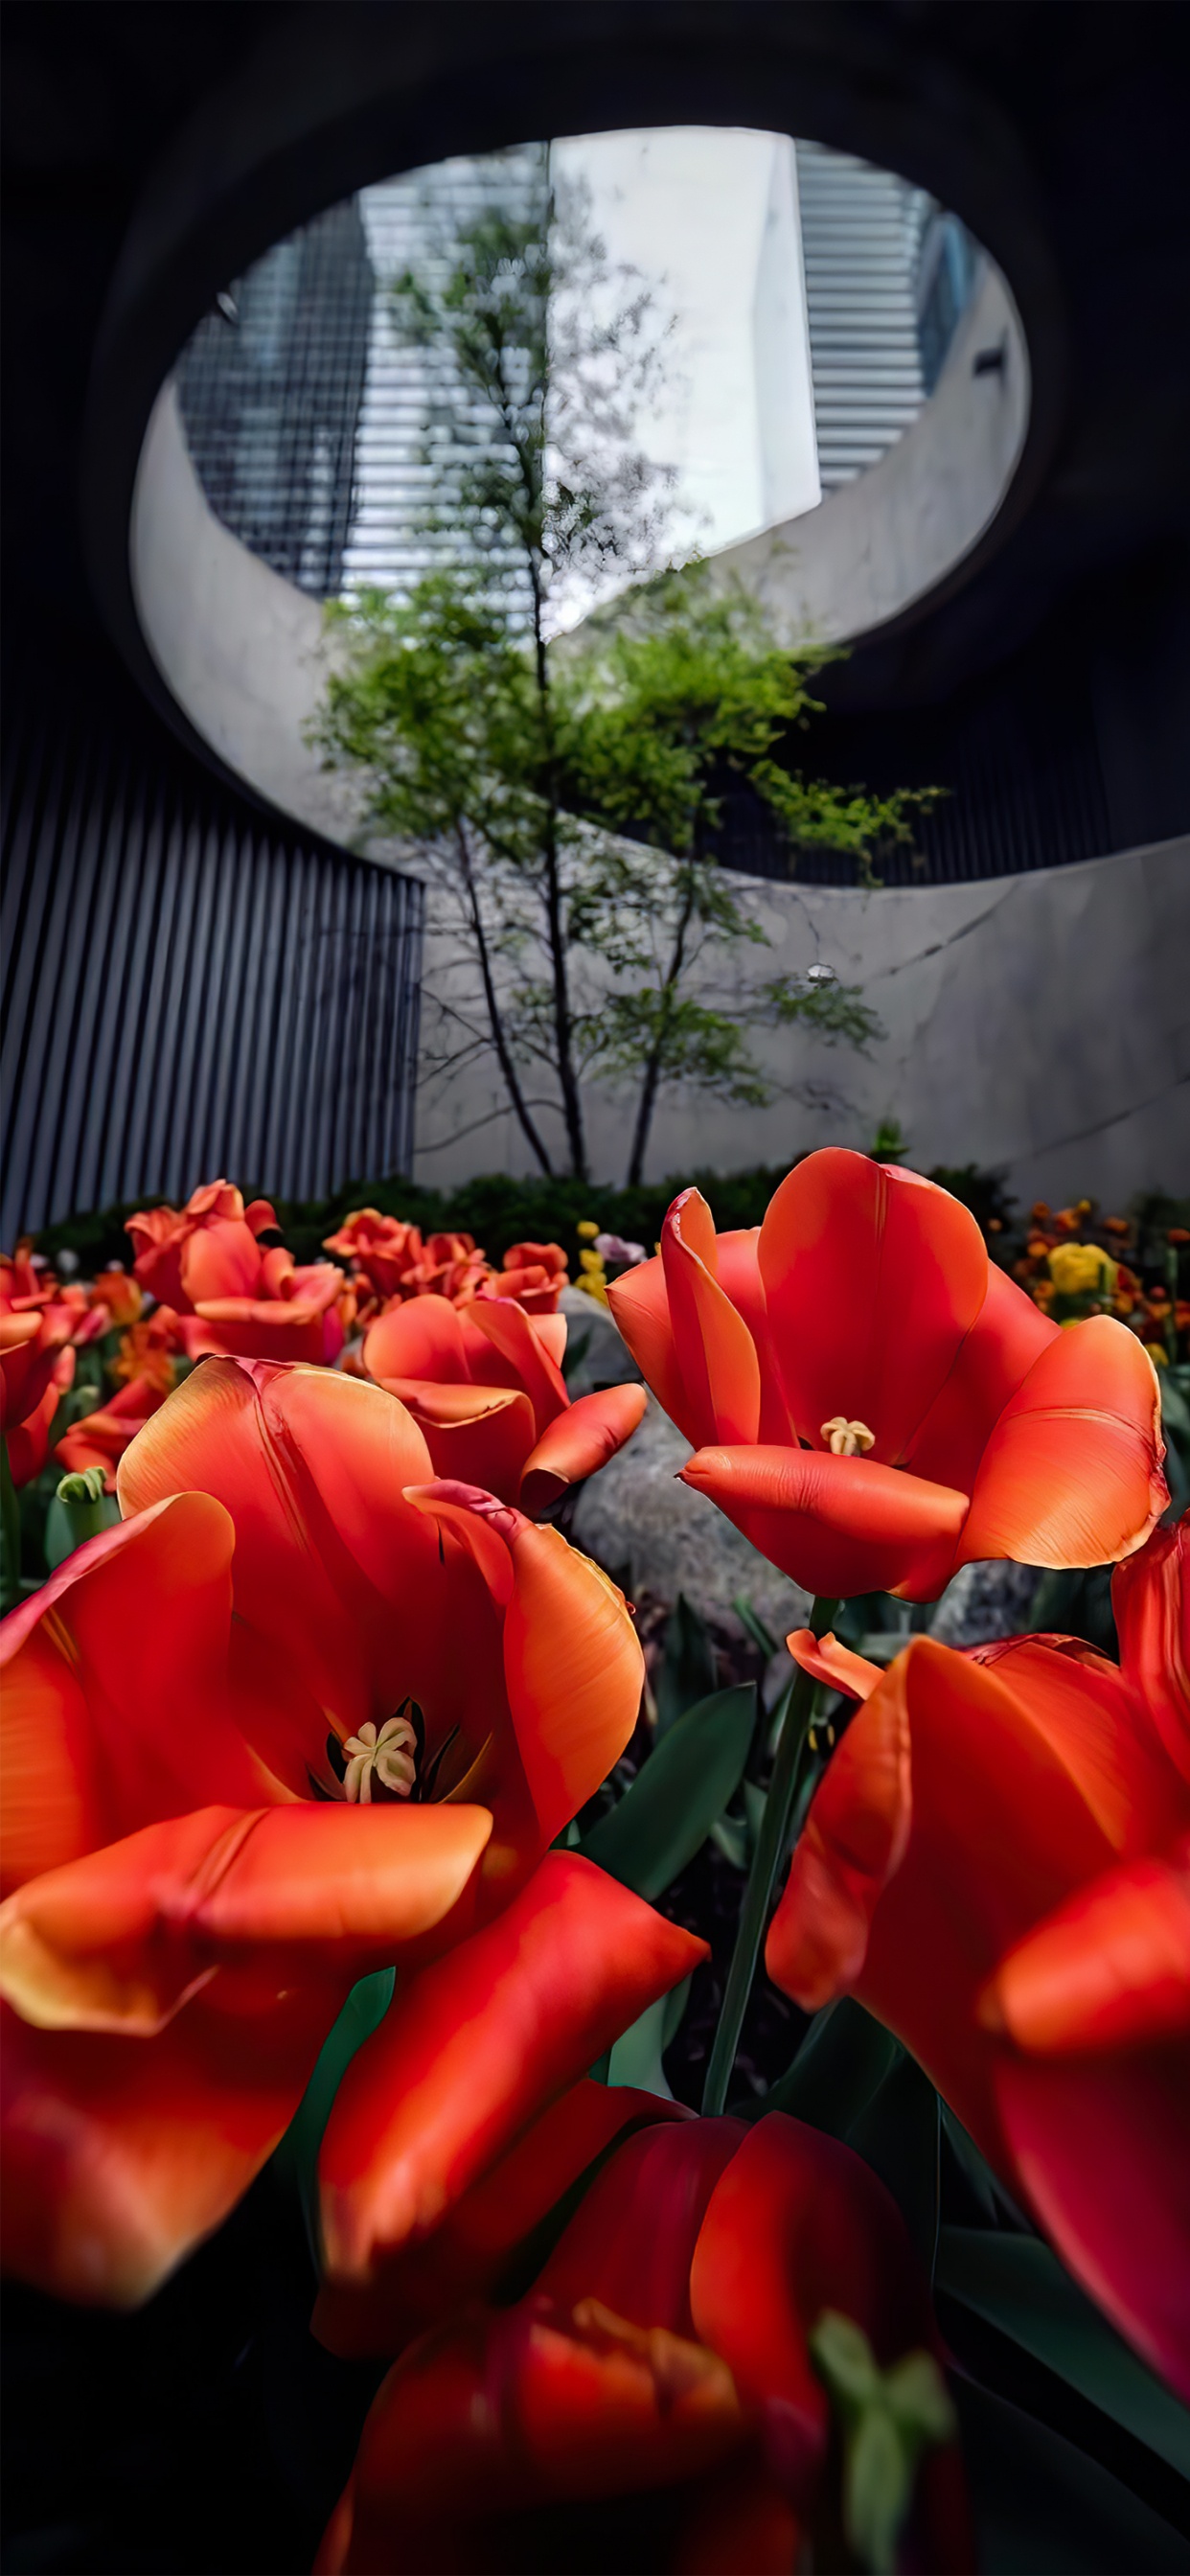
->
[607, 1150, 1166, 1601]
[88, 1268, 142, 1329]
[487, 1237, 569, 1315]
[318, 2105, 969, 2576]
[322, 1208, 428, 1300]
[363, 1293, 646, 1515]
[111, 1311, 178, 1393]
[54, 1375, 168, 1493]
[3, 1349, 75, 1488]
[1, 1253, 100, 1444]
[770, 1518, 1190, 2398]
[0, 1358, 682, 2304]
[126, 1179, 279, 1310]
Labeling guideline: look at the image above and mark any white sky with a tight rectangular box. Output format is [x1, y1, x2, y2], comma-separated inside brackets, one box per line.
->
[552, 126, 820, 577]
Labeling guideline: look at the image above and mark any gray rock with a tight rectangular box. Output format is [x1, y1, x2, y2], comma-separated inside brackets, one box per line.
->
[570, 1392, 812, 1638]
[929, 1557, 1041, 1647]
[559, 1283, 641, 1395]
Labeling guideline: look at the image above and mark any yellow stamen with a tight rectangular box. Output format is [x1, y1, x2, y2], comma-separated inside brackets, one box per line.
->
[820, 1415, 876, 1458]
[342, 1714, 418, 1805]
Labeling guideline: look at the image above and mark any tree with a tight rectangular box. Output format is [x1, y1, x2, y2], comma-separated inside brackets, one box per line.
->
[314, 154, 927, 1184]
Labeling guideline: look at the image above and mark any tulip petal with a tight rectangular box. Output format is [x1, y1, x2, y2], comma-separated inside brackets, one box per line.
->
[766, 1652, 912, 2012]
[314, 2079, 689, 2357]
[661, 1191, 762, 1448]
[690, 2114, 941, 2496]
[961, 1317, 1167, 1571]
[318, 1854, 707, 2281]
[0, 1800, 493, 2035]
[995, 2050, 1190, 2404]
[606, 1254, 691, 1438]
[519, 1382, 648, 1515]
[786, 1628, 883, 1702]
[680, 1443, 969, 1601]
[0, 1986, 339, 2305]
[379, 1378, 537, 1503]
[1112, 1518, 1190, 1785]
[904, 1262, 1059, 1494]
[465, 1297, 568, 1432]
[537, 2116, 745, 2337]
[179, 1217, 263, 1304]
[330, 2298, 747, 2574]
[4, 1372, 60, 1486]
[770, 1638, 1158, 2167]
[117, 1360, 451, 1791]
[983, 1850, 1190, 2056]
[363, 1297, 472, 1388]
[758, 1150, 988, 1461]
[0, 1495, 259, 1895]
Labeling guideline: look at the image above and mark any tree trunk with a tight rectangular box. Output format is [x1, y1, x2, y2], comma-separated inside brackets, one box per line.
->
[625, 873, 697, 1187]
[530, 575, 588, 1181]
[455, 825, 555, 1175]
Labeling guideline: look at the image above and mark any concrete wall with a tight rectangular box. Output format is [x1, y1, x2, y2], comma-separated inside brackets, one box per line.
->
[413, 839, 1190, 1207]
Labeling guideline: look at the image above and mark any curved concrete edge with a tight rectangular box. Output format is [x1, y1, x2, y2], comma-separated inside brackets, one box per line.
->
[132, 256, 1026, 851]
[130, 380, 374, 852]
[702, 258, 1029, 648]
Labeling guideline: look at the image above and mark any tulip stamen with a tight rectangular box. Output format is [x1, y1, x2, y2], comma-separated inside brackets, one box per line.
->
[342, 1714, 418, 1805]
[820, 1415, 876, 1458]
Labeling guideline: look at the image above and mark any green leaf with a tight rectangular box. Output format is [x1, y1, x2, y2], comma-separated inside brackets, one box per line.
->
[753, 1996, 903, 2135]
[274, 1966, 395, 2259]
[731, 1593, 780, 1661]
[0, 1438, 20, 1613]
[847, 2050, 941, 2278]
[606, 1991, 675, 2099]
[937, 2226, 1190, 2478]
[940, 2102, 1030, 2228]
[811, 2310, 956, 2576]
[654, 1594, 718, 1737]
[954, 2374, 1190, 2574]
[580, 1683, 756, 1900]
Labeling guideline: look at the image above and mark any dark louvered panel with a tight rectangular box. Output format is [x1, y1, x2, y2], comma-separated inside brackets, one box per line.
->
[0, 669, 423, 1243]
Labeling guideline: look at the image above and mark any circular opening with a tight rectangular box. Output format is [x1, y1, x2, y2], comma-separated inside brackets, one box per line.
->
[131, 126, 1029, 837]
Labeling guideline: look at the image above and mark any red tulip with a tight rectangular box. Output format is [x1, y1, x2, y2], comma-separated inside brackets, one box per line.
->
[4, 1350, 76, 1488]
[1, 1253, 102, 1446]
[0, 1358, 678, 2303]
[317, 2105, 969, 2576]
[487, 1238, 569, 1315]
[768, 1518, 1190, 2398]
[607, 1151, 1166, 1600]
[363, 1292, 646, 1514]
[175, 1245, 354, 1367]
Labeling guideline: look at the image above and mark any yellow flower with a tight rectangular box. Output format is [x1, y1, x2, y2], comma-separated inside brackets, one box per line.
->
[577, 1221, 601, 1240]
[1047, 1242, 1117, 1297]
[1144, 1340, 1169, 1368]
[575, 1246, 609, 1306]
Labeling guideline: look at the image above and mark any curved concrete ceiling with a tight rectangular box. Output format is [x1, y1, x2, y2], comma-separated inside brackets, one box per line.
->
[80, 1, 1067, 780]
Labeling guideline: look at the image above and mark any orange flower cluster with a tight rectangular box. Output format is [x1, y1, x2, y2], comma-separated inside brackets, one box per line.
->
[0, 1147, 1184, 2566]
[127, 1179, 353, 1366]
[324, 1207, 568, 1318]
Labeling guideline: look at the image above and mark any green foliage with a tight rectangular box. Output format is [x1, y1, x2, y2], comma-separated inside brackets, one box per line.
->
[811, 2310, 956, 2576]
[580, 1683, 757, 1901]
[274, 1966, 396, 2259]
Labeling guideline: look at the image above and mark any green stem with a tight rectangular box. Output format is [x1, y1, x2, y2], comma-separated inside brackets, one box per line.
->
[701, 1593, 838, 2117]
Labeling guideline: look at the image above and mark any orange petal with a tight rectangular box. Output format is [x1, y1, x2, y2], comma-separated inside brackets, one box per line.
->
[0, 1800, 492, 2035]
[0, 1496, 257, 1896]
[519, 1382, 648, 1515]
[363, 1297, 471, 1387]
[314, 2079, 690, 2357]
[660, 1191, 761, 1447]
[680, 1443, 969, 1600]
[995, 2049, 1190, 2404]
[983, 1850, 1190, 2055]
[118, 1360, 450, 1793]
[1111, 1518, 1190, 1785]
[606, 1253, 691, 1438]
[0, 1984, 340, 2305]
[379, 1378, 536, 1503]
[4, 1372, 60, 1486]
[466, 1297, 568, 1433]
[179, 1216, 263, 1304]
[904, 1262, 1058, 1494]
[757, 1150, 988, 1461]
[766, 1654, 912, 2012]
[960, 1316, 1167, 1571]
[318, 1854, 706, 2282]
[786, 1628, 883, 1702]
